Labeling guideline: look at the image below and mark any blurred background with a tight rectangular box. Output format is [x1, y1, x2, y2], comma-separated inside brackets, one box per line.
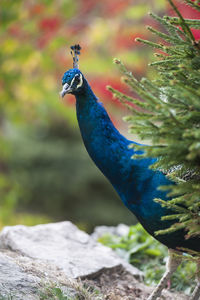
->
[0, 0, 199, 231]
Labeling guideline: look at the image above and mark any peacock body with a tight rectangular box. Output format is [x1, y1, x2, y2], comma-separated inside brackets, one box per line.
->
[61, 68, 200, 252]
[60, 46, 200, 300]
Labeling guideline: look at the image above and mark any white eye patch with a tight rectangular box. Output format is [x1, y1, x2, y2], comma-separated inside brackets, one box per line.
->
[69, 75, 76, 87]
[69, 74, 83, 89]
[76, 74, 83, 89]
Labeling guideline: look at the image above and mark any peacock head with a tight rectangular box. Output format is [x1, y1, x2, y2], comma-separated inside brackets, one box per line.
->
[60, 45, 85, 97]
[60, 68, 84, 97]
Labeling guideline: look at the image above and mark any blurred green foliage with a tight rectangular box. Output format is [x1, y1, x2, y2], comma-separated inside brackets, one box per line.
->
[8, 124, 135, 228]
[99, 223, 196, 294]
[0, 0, 169, 229]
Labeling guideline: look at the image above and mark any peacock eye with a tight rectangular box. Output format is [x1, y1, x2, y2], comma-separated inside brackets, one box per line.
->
[72, 73, 83, 89]
[74, 76, 80, 83]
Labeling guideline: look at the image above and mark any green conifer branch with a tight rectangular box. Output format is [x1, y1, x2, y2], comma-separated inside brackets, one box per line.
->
[149, 12, 184, 39]
[122, 77, 161, 107]
[153, 199, 189, 214]
[161, 213, 188, 221]
[155, 223, 186, 236]
[166, 16, 200, 29]
[107, 86, 150, 110]
[135, 38, 165, 50]
[111, 2, 200, 239]
[113, 60, 164, 108]
[141, 78, 189, 109]
[167, 0, 196, 43]
[147, 26, 188, 45]
[149, 58, 182, 66]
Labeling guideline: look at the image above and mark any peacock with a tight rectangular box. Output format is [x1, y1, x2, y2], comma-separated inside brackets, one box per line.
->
[60, 45, 200, 300]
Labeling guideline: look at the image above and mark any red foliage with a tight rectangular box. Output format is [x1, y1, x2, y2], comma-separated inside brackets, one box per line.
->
[29, 4, 45, 16]
[39, 17, 61, 32]
[37, 16, 61, 48]
[8, 24, 22, 37]
[114, 30, 149, 49]
[191, 28, 200, 40]
[114, 35, 134, 49]
[90, 77, 128, 107]
[37, 33, 52, 49]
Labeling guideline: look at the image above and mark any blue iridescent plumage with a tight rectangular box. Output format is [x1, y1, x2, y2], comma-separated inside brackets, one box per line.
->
[60, 67, 200, 253]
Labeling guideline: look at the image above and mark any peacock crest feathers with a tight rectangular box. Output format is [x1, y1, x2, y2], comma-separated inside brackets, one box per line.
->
[70, 44, 81, 69]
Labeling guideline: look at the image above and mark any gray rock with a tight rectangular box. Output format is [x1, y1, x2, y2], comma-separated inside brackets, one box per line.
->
[0, 221, 141, 279]
[0, 250, 97, 299]
[0, 252, 40, 299]
[0, 221, 143, 299]
[0, 221, 189, 300]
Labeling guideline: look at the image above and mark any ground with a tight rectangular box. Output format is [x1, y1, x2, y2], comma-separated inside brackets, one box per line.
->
[83, 265, 189, 300]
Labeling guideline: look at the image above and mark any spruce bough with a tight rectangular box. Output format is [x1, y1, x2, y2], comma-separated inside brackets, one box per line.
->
[108, 0, 200, 249]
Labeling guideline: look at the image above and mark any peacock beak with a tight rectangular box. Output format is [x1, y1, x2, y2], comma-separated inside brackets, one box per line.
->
[60, 83, 72, 97]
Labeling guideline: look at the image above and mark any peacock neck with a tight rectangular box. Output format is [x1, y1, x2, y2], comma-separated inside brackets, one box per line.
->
[75, 80, 123, 141]
[75, 81, 133, 191]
